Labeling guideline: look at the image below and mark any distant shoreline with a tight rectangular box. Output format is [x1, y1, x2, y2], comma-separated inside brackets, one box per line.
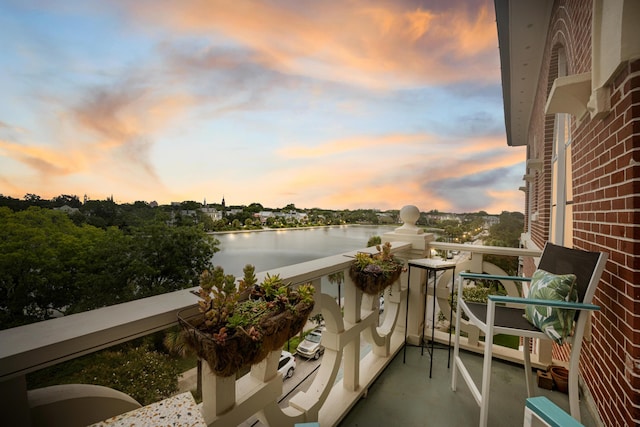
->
[208, 224, 399, 236]
[208, 224, 445, 236]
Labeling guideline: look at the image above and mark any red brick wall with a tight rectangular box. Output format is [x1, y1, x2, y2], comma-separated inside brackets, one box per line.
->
[521, 0, 640, 425]
[576, 55, 639, 427]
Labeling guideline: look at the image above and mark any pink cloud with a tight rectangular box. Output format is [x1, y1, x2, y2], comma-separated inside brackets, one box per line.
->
[279, 133, 429, 158]
[0, 78, 186, 200]
[263, 132, 525, 212]
[0, 140, 79, 176]
[120, 0, 499, 88]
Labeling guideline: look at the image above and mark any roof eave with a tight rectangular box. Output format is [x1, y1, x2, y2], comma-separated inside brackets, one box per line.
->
[494, 0, 554, 147]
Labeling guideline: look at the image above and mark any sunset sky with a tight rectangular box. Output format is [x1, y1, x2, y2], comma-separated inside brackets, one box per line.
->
[0, 0, 526, 213]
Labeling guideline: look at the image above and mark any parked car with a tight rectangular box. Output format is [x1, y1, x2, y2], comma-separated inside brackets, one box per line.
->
[296, 328, 325, 360]
[278, 351, 296, 379]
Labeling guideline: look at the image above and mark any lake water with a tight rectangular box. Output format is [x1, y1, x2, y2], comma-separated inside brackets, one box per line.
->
[210, 225, 398, 278]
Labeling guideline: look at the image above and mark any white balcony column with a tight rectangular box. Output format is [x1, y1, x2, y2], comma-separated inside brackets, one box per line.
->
[342, 272, 361, 392]
[464, 252, 484, 346]
[251, 350, 280, 382]
[199, 350, 285, 426]
[200, 362, 236, 423]
[468, 251, 483, 273]
[382, 205, 434, 346]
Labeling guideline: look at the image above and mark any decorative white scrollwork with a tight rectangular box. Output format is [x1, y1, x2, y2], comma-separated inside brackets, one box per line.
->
[201, 273, 405, 427]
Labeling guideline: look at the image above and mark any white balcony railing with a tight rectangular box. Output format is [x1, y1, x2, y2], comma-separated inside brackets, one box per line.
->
[0, 213, 542, 426]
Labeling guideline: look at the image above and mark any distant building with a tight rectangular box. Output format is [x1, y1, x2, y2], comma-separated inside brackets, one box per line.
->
[256, 211, 275, 225]
[424, 213, 461, 223]
[200, 207, 223, 221]
[482, 216, 499, 227]
[376, 213, 395, 223]
[276, 211, 308, 223]
[54, 205, 79, 215]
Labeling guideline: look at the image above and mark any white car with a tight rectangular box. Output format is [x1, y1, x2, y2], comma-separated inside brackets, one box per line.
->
[278, 351, 296, 379]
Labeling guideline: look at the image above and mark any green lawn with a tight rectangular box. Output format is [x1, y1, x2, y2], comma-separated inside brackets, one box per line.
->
[486, 334, 520, 349]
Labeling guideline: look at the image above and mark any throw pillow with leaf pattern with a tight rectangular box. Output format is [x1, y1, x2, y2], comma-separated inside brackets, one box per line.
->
[524, 269, 578, 344]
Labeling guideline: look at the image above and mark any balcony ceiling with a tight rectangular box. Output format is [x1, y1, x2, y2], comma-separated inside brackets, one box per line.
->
[495, 0, 554, 146]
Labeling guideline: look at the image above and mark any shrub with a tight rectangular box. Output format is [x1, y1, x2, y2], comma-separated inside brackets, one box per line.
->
[77, 343, 180, 405]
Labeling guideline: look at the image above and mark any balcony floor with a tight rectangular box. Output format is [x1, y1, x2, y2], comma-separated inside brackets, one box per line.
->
[338, 344, 597, 427]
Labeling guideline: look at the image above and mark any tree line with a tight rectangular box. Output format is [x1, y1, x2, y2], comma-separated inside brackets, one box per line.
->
[0, 194, 400, 231]
[0, 206, 219, 329]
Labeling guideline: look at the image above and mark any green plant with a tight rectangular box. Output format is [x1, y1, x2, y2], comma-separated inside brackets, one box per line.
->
[180, 264, 315, 376]
[350, 242, 405, 295]
[28, 343, 180, 406]
[450, 281, 508, 320]
[367, 235, 382, 247]
[79, 344, 180, 405]
[195, 264, 314, 344]
[353, 242, 404, 279]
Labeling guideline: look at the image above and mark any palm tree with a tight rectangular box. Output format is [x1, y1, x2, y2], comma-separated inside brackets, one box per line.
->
[328, 271, 344, 309]
[163, 329, 202, 398]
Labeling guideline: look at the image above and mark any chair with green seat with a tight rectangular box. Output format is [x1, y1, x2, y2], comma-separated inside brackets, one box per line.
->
[451, 242, 608, 427]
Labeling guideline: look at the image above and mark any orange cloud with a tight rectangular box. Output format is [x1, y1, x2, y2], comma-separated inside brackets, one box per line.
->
[422, 149, 524, 183]
[0, 81, 187, 200]
[279, 133, 429, 158]
[121, 0, 499, 88]
[0, 140, 80, 175]
[484, 189, 526, 212]
[265, 132, 525, 212]
[70, 80, 192, 149]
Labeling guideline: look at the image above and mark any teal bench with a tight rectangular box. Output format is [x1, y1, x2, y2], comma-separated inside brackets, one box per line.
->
[524, 397, 584, 427]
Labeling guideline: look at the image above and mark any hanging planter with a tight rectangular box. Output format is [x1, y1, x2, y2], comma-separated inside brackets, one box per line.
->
[349, 242, 405, 295]
[179, 265, 314, 377]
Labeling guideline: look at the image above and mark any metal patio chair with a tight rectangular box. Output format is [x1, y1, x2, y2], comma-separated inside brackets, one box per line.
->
[451, 242, 608, 427]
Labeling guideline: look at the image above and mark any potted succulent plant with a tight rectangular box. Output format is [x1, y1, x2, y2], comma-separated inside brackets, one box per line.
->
[349, 242, 405, 295]
[178, 264, 314, 377]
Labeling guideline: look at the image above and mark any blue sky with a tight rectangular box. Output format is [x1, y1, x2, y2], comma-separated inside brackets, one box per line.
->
[0, 0, 526, 213]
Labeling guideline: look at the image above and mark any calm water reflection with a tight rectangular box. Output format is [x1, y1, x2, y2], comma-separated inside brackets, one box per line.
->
[211, 225, 397, 278]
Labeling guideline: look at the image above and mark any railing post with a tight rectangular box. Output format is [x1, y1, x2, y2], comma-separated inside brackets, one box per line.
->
[201, 362, 235, 422]
[382, 205, 434, 346]
[469, 251, 483, 273]
[343, 272, 361, 392]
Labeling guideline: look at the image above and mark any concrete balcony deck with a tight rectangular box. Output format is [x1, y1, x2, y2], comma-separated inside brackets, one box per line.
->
[338, 345, 597, 427]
